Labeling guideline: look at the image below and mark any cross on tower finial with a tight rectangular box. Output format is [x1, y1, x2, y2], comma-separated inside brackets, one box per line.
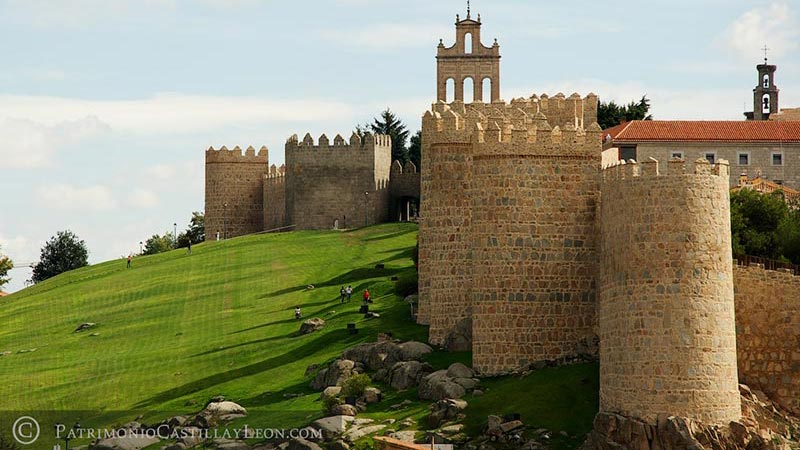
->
[467, 0, 471, 19]
[762, 44, 770, 64]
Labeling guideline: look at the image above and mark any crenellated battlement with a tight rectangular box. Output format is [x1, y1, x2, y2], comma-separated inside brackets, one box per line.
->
[205, 145, 269, 163]
[265, 164, 286, 180]
[601, 157, 730, 182]
[423, 101, 602, 156]
[285, 132, 391, 151]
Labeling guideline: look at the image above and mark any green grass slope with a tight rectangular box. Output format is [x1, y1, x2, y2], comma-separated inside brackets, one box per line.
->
[0, 223, 598, 449]
[0, 225, 420, 427]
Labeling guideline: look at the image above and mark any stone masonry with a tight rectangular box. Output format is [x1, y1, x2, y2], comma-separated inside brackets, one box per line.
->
[284, 132, 391, 230]
[204, 133, 416, 238]
[733, 264, 800, 416]
[418, 99, 602, 373]
[205, 145, 270, 239]
[598, 158, 741, 425]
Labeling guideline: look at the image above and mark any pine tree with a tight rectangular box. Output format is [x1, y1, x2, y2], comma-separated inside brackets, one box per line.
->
[358, 108, 410, 163]
[597, 95, 653, 129]
[31, 230, 89, 283]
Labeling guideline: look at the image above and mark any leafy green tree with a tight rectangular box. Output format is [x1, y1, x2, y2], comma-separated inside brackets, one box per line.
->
[408, 130, 422, 170]
[177, 212, 205, 248]
[730, 189, 790, 260]
[31, 230, 89, 283]
[357, 108, 410, 163]
[0, 246, 13, 289]
[143, 232, 175, 256]
[597, 95, 653, 129]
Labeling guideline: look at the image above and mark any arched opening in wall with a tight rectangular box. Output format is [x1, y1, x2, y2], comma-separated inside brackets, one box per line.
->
[464, 77, 475, 103]
[763, 74, 770, 88]
[464, 32, 472, 54]
[446, 78, 455, 102]
[762, 94, 771, 113]
[482, 78, 491, 103]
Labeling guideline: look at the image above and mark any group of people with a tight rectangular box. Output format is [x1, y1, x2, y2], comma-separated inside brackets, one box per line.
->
[294, 286, 373, 319]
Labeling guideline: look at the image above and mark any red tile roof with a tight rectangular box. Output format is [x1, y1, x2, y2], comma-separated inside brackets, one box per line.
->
[612, 120, 800, 143]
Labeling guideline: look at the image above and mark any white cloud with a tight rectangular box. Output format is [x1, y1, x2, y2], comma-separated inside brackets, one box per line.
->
[717, 2, 799, 61]
[0, 116, 110, 168]
[145, 164, 178, 180]
[1, 0, 177, 27]
[36, 184, 117, 211]
[128, 188, 159, 208]
[0, 93, 356, 135]
[320, 23, 450, 50]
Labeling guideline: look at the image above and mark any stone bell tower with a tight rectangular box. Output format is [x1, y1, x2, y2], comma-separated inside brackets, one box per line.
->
[436, 2, 501, 103]
[746, 50, 779, 120]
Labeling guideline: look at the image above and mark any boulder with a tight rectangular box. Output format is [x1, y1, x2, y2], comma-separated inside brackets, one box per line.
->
[178, 427, 203, 448]
[453, 377, 480, 390]
[311, 416, 354, 441]
[310, 359, 355, 390]
[500, 420, 524, 433]
[363, 387, 382, 404]
[300, 318, 326, 335]
[397, 341, 433, 361]
[204, 401, 247, 416]
[331, 404, 358, 417]
[343, 342, 403, 371]
[446, 363, 474, 379]
[428, 399, 468, 428]
[343, 424, 386, 443]
[387, 361, 434, 390]
[390, 431, 418, 443]
[321, 386, 342, 399]
[287, 438, 323, 450]
[92, 435, 160, 450]
[75, 323, 97, 333]
[418, 371, 466, 401]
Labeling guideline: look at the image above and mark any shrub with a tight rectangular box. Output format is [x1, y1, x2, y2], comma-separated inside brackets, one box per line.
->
[322, 394, 343, 414]
[341, 373, 372, 398]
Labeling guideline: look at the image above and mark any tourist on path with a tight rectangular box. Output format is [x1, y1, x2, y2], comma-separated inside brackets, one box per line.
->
[187, 241, 192, 255]
[346, 285, 352, 302]
[127, 254, 132, 269]
[295, 307, 302, 320]
[363, 289, 371, 304]
[340, 286, 346, 303]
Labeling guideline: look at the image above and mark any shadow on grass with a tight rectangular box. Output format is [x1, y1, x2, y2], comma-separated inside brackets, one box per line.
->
[135, 329, 365, 408]
[191, 332, 297, 357]
[362, 228, 415, 242]
[262, 267, 404, 298]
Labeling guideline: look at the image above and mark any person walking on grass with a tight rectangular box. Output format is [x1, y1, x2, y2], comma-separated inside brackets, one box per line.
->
[187, 240, 192, 255]
[363, 289, 371, 304]
[127, 254, 132, 269]
[295, 306, 302, 320]
[346, 285, 352, 302]
[340, 286, 346, 303]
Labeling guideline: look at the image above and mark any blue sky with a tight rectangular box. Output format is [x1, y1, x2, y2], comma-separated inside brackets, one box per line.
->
[1, 0, 798, 292]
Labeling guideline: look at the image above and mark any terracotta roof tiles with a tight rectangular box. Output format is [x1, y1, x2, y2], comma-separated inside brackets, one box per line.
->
[612, 120, 800, 143]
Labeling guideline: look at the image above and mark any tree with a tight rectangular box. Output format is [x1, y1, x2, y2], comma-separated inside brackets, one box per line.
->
[143, 233, 175, 256]
[177, 212, 205, 248]
[31, 230, 89, 283]
[730, 189, 790, 261]
[0, 246, 13, 289]
[358, 108, 410, 163]
[597, 95, 653, 129]
[408, 130, 422, 170]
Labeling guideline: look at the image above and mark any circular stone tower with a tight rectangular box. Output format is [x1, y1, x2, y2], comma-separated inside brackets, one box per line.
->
[598, 157, 741, 425]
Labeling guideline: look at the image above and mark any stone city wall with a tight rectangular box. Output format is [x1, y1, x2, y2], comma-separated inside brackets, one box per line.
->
[263, 164, 287, 231]
[734, 264, 800, 416]
[285, 133, 391, 230]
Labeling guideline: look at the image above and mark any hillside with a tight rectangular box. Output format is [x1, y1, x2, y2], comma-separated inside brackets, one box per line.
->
[0, 223, 598, 449]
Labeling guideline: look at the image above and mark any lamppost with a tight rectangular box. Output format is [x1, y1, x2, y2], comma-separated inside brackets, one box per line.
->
[223, 202, 228, 240]
[363, 191, 369, 227]
[54, 421, 81, 450]
[139, 241, 143, 254]
[173, 222, 177, 248]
